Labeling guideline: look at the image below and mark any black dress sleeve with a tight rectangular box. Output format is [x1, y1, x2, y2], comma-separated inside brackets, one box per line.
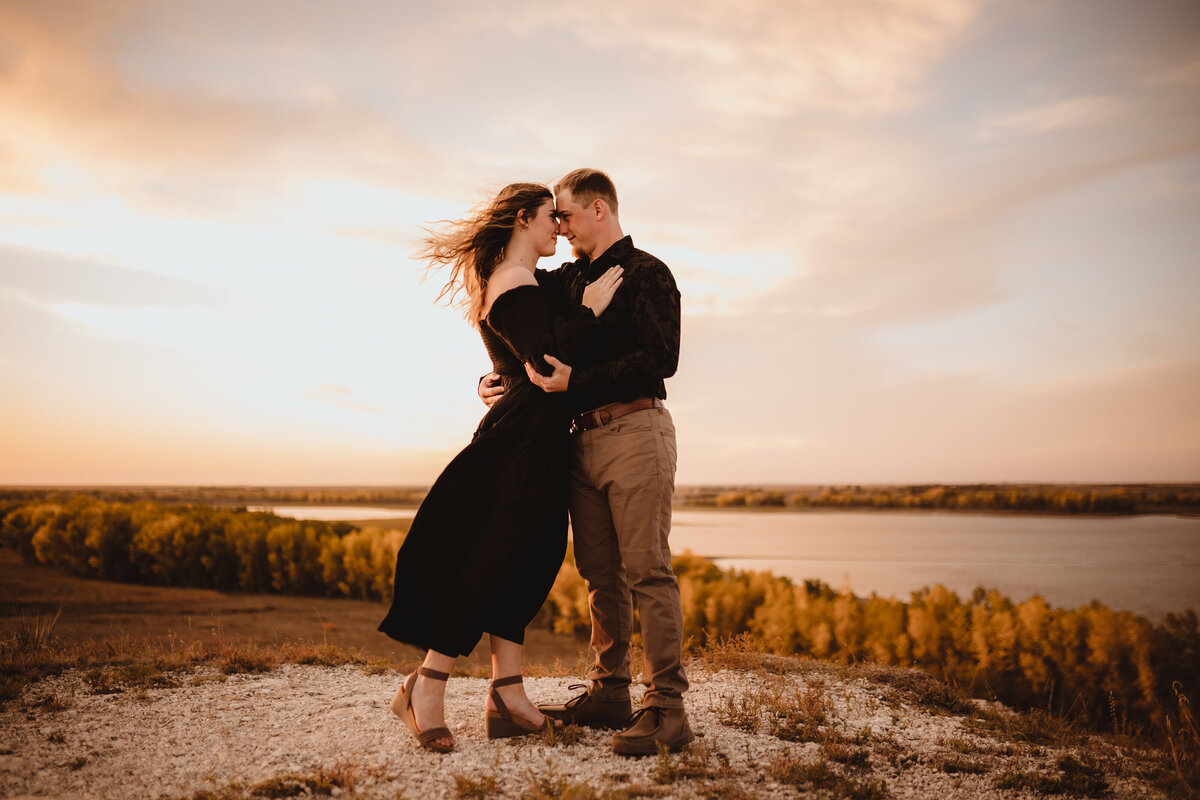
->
[486, 285, 600, 375]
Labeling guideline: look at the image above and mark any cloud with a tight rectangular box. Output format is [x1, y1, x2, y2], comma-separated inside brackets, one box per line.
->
[977, 96, 1123, 140]
[0, 3, 452, 213]
[302, 383, 403, 420]
[0, 243, 227, 307]
[1145, 44, 1200, 87]
[496, 0, 983, 117]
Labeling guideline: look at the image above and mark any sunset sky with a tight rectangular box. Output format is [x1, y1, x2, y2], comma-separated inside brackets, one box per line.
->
[2, 1, 1198, 485]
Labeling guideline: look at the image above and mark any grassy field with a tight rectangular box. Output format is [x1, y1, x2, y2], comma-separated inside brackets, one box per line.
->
[0, 548, 586, 674]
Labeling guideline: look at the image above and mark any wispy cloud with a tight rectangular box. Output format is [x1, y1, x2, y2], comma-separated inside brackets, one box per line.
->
[977, 95, 1123, 140]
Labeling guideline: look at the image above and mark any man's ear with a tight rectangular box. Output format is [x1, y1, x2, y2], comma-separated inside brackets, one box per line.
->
[593, 199, 607, 219]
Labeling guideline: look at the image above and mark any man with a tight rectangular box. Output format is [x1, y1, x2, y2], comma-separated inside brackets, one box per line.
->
[479, 168, 690, 756]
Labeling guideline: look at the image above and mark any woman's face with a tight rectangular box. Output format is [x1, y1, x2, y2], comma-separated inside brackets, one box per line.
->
[526, 199, 559, 258]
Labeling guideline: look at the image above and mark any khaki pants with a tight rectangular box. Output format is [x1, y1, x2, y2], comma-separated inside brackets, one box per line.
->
[569, 403, 688, 709]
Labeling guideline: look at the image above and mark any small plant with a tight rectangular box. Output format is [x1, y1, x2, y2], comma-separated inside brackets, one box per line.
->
[11, 604, 62, 652]
[766, 755, 889, 799]
[249, 773, 334, 797]
[1161, 681, 1199, 798]
[993, 754, 1108, 798]
[362, 659, 393, 676]
[28, 692, 72, 712]
[714, 688, 765, 734]
[454, 772, 499, 799]
[766, 683, 834, 743]
[520, 767, 601, 800]
[218, 645, 277, 675]
[47, 730, 66, 744]
[84, 663, 179, 694]
[541, 722, 586, 747]
[928, 754, 987, 775]
[68, 756, 88, 771]
[822, 741, 870, 768]
[696, 782, 759, 800]
[652, 741, 735, 784]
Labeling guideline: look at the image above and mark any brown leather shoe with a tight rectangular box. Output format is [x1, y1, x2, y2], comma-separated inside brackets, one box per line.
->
[612, 706, 694, 756]
[538, 683, 632, 729]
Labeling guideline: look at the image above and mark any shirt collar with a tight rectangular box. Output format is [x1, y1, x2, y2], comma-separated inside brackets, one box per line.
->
[584, 235, 634, 277]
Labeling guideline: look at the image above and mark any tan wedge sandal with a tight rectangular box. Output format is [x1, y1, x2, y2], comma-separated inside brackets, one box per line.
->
[485, 675, 555, 739]
[391, 667, 454, 753]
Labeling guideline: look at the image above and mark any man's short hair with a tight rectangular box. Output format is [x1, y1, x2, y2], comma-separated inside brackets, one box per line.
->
[555, 168, 618, 216]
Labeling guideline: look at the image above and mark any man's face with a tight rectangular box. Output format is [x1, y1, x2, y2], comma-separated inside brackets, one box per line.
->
[554, 189, 597, 260]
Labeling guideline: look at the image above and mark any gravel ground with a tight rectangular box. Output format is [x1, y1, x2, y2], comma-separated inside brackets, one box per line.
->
[0, 662, 1172, 799]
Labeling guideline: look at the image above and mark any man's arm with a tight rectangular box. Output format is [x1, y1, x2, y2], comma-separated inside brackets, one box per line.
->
[478, 372, 503, 407]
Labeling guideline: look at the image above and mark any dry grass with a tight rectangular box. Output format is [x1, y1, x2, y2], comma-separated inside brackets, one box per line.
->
[689, 633, 801, 674]
[652, 741, 736, 784]
[966, 704, 1085, 749]
[766, 754, 889, 799]
[7, 603, 62, 653]
[993, 754, 1109, 797]
[181, 763, 355, 800]
[454, 771, 499, 798]
[0, 632, 386, 707]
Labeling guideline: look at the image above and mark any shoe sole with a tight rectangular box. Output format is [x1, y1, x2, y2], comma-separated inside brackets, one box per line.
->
[612, 731, 695, 757]
[540, 709, 630, 730]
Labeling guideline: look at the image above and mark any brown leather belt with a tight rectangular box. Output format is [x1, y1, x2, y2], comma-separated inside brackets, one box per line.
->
[570, 397, 659, 433]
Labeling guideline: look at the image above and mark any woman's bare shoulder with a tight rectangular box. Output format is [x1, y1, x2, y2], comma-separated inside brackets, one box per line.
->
[483, 265, 537, 315]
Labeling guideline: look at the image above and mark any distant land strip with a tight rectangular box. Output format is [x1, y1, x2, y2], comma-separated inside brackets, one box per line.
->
[1, 483, 1198, 515]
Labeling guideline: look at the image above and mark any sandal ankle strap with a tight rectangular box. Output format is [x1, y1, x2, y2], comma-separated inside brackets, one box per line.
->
[491, 675, 523, 688]
[419, 667, 450, 681]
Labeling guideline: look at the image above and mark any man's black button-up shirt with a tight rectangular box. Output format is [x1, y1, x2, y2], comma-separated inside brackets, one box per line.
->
[537, 235, 681, 415]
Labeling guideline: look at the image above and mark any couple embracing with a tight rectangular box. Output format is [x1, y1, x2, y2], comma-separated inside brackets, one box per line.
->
[378, 169, 690, 757]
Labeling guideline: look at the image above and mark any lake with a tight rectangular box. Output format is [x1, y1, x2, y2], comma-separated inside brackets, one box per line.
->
[259, 505, 1200, 619]
[247, 505, 416, 522]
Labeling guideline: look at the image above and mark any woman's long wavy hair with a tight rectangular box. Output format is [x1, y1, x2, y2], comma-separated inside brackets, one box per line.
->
[417, 182, 553, 329]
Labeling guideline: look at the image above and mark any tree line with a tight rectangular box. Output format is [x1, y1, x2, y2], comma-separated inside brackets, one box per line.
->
[682, 483, 1200, 514]
[6, 483, 1199, 514]
[3, 495, 1197, 734]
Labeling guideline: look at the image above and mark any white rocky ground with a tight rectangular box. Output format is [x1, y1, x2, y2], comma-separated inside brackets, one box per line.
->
[0, 660, 1173, 799]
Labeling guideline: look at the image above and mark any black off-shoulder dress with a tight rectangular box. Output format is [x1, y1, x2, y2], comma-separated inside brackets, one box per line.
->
[378, 284, 596, 657]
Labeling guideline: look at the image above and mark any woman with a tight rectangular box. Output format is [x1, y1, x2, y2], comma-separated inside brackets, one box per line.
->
[378, 183, 622, 752]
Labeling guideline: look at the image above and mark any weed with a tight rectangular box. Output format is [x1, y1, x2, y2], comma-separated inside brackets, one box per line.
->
[27, 692, 72, 712]
[47, 730, 65, 744]
[190, 673, 229, 686]
[454, 772, 499, 799]
[994, 754, 1108, 798]
[696, 782, 759, 800]
[84, 662, 179, 694]
[218, 644, 277, 675]
[10, 604, 62, 652]
[766, 754, 889, 799]
[653, 741, 735, 784]
[277, 642, 367, 668]
[186, 787, 247, 800]
[541, 722, 587, 747]
[767, 683, 834, 743]
[317, 761, 357, 795]
[928, 755, 988, 775]
[867, 665, 970, 715]
[362, 660, 393, 676]
[1160, 682, 1199, 798]
[249, 773, 334, 797]
[68, 756, 87, 770]
[520, 767, 598, 800]
[822, 741, 871, 768]
[714, 688, 765, 734]
[967, 704, 1083, 748]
